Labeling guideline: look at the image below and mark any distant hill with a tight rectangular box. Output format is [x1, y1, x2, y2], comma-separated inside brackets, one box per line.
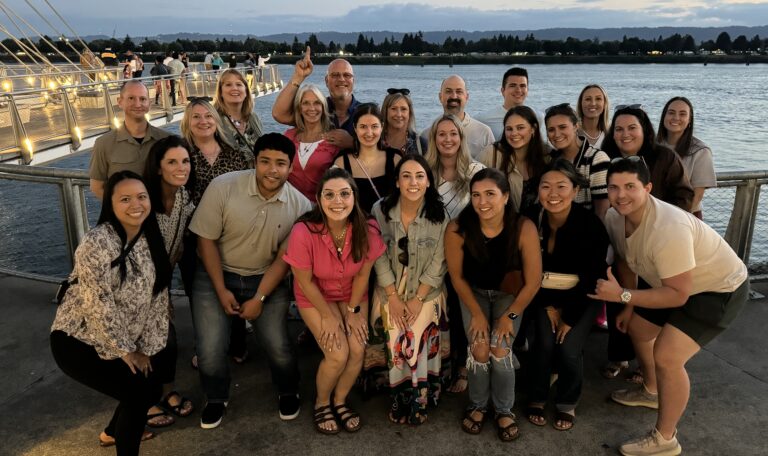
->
[81, 26, 768, 46]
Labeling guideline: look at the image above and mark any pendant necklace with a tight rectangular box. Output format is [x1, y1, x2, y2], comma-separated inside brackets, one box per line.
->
[332, 225, 347, 259]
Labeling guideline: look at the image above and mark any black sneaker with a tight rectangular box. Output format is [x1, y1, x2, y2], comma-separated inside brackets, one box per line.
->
[278, 394, 300, 421]
[200, 402, 227, 429]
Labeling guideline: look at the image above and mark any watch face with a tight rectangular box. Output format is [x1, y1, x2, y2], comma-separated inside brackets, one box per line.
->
[621, 290, 632, 303]
[508, 312, 518, 320]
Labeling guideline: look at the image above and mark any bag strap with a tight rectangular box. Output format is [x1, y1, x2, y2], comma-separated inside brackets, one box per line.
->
[352, 155, 382, 201]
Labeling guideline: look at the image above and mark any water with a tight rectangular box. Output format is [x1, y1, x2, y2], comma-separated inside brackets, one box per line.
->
[1, 64, 767, 276]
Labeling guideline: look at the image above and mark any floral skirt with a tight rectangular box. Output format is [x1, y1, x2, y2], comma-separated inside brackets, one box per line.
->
[363, 281, 450, 423]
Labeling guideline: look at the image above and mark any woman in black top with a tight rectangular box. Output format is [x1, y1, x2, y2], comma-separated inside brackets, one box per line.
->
[334, 103, 401, 214]
[523, 158, 609, 431]
[445, 168, 541, 442]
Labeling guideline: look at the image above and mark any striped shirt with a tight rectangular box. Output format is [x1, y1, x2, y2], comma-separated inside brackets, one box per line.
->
[552, 138, 609, 209]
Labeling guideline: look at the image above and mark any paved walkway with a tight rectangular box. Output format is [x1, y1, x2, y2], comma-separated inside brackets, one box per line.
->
[1, 274, 766, 456]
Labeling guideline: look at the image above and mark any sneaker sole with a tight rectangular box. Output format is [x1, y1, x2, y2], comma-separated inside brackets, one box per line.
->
[279, 407, 300, 421]
[200, 417, 223, 429]
[619, 443, 681, 456]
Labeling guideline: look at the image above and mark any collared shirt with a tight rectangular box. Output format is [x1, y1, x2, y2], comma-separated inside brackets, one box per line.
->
[51, 223, 169, 360]
[283, 220, 386, 308]
[189, 170, 312, 276]
[371, 199, 449, 300]
[605, 195, 747, 294]
[420, 112, 495, 159]
[327, 94, 361, 135]
[89, 123, 170, 180]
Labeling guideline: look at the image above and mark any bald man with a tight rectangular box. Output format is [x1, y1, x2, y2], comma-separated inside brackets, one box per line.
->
[272, 47, 360, 150]
[421, 75, 494, 159]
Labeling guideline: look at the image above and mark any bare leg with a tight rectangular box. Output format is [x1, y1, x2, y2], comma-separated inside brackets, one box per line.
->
[627, 314, 662, 393]
[653, 324, 700, 440]
[331, 303, 367, 429]
[299, 305, 349, 432]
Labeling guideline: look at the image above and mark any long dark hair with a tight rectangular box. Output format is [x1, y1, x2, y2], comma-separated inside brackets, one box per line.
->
[144, 135, 193, 215]
[97, 171, 171, 296]
[380, 154, 445, 224]
[657, 96, 695, 157]
[456, 168, 521, 271]
[601, 106, 657, 159]
[351, 102, 385, 153]
[493, 105, 548, 184]
[295, 168, 373, 263]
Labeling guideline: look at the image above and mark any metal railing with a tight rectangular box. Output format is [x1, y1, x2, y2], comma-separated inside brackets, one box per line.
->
[0, 164, 766, 280]
[0, 64, 283, 164]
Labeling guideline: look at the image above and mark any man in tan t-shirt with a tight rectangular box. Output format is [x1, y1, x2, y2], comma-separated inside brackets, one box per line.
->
[589, 157, 748, 456]
[89, 80, 169, 199]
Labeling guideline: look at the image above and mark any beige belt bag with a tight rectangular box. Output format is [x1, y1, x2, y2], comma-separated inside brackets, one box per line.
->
[541, 272, 579, 290]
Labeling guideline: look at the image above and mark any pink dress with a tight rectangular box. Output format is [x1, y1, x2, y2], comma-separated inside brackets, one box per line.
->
[283, 220, 386, 309]
[284, 128, 340, 202]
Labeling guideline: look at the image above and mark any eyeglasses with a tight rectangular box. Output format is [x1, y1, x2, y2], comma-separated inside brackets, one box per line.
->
[387, 88, 410, 96]
[614, 104, 644, 112]
[321, 189, 354, 201]
[545, 103, 571, 114]
[610, 155, 647, 166]
[397, 236, 409, 266]
[328, 72, 354, 80]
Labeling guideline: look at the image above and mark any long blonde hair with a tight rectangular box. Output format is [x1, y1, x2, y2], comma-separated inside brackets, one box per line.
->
[180, 99, 226, 147]
[425, 114, 473, 197]
[576, 84, 610, 133]
[293, 84, 331, 133]
[213, 68, 254, 122]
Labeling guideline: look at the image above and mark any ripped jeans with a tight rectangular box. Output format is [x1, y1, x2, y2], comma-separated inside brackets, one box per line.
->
[459, 287, 521, 415]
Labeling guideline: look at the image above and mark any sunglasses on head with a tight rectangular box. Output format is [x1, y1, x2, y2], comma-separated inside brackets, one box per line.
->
[545, 102, 571, 114]
[387, 88, 410, 96]
[614, 104, 644, 112]
[397, 236, 409, 266]
[610, 155, 647, 166]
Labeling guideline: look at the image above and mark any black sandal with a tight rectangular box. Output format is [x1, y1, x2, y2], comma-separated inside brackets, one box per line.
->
[333, 403, 361, 432]
[313, 404, 339, 435]
[160, 391, 194, 417]
[461, 407, 485, 435]
[495, 412, 520, 442]
[552, 411, 575, 431]
[525, 405, 547, 427]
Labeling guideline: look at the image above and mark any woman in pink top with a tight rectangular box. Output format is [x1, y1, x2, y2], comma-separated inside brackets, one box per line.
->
[284, 168, 385, 435]
[284, 84, 340, 201]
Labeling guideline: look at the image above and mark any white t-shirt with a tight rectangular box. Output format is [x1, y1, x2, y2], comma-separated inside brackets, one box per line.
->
[605, 195, 747, 294]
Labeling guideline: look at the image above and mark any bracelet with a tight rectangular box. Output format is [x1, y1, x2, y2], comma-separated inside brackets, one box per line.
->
[291, 81, 300, 88]
[415, 295, 425, 303]
[387, 289, 398, 297]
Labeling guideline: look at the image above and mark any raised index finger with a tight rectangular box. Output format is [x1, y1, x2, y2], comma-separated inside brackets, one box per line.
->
[304, 46, 311, 62]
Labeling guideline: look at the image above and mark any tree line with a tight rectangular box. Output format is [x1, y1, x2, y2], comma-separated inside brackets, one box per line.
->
[2, 31, 764, 57]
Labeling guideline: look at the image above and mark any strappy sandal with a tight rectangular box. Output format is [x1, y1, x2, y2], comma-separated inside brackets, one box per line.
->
[461, 407, 486, 435]
[146, 407, 175, 427]
[333, 403, 362, 432]
[313, 404, 339, 435]
[447, 371, 469, 394]
[525, 405, 547, 427]
[601, 361, 629, 379]
[160, 391, 194, 417]
[495, 412, 520, 442]
[552, 411, 575, 431]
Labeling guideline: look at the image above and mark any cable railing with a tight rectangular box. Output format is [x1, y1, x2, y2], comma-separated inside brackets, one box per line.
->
[0, 164, 766, 281]
[0, 64, 283, 165]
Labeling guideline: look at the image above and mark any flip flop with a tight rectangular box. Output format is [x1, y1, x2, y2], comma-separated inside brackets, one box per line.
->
[99, 429, 155, 447]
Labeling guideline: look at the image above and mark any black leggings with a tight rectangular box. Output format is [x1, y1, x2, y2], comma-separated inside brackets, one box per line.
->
[50, 331, 171, 456]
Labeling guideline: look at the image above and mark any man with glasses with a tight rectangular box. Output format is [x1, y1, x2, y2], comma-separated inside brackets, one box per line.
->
[476, 67, 545, 139]
[273, 46, 361, 150]
[421, 74, 495, 159]
[188, 133, 312, 429]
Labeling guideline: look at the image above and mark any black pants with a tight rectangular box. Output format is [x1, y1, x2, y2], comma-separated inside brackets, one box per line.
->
[50, 331, 171, 456]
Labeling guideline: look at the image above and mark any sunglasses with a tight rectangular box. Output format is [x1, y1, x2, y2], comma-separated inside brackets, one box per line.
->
[610, 155, 647, 166]
[614, 104, 644, 112]
[387, 88, 410, 96]
[545, 102, 571, 114]
[321, 189, 354, 201]
[397, 236, 409, 266]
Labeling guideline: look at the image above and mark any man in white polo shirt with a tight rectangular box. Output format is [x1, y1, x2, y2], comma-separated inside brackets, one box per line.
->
[189, 133, 312, 429]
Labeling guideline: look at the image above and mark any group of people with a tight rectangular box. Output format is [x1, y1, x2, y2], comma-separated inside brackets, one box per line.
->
[50, 47, 748, 456]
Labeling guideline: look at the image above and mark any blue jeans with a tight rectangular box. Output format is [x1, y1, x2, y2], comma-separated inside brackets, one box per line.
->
[191, 265, 298, 402]
[459, 287, 521, 415]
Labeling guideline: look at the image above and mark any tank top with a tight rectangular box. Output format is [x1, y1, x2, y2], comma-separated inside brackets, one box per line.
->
[341, 148, 398, 214]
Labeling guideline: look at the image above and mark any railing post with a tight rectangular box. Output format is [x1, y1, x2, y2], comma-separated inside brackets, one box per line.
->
[201, 72, 210, 98]
[160, 77, 173, 121]
[6, 95, 33, 164]
[60, 89, 82, 150]
[58, 177, 88, 267]
[102, 83, 118, 130]
[724, 179, 761, 264]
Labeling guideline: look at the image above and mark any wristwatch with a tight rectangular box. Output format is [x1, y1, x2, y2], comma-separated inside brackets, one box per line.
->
[257, 294, 268, 303]
[507, 311, 519, 321]
[620, 288, 632, 304]
[347, 304, 361, 314]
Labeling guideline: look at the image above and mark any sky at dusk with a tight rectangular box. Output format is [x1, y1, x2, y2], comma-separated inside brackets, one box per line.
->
[2, 1, 767, 36]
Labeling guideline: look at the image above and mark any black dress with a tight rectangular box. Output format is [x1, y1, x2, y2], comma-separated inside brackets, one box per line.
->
[340, 148, 399, 214]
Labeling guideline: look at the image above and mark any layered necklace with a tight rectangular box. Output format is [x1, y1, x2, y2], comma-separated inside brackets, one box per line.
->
[331, 225, 347, 259]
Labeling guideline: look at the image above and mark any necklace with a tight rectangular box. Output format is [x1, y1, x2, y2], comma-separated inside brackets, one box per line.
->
[581, 128, 602, 142]
[331, 225, 347, 259]
[229, 116, 244, 131]
[299, 142, 314, 158]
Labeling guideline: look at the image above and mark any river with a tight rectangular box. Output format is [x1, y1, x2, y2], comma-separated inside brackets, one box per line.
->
[1, 63, 766, 276]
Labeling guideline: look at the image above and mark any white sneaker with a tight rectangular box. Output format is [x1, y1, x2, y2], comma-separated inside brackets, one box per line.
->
[620, 428, 682, 456]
